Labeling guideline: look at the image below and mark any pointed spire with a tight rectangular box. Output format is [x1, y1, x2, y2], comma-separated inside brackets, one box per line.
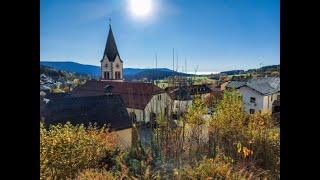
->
[101, 18, 120, 62]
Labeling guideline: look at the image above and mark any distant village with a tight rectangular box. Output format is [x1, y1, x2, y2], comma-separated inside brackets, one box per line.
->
[40, 23, 280, 148]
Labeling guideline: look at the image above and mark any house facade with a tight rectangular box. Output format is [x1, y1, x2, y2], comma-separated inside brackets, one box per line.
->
[166, 87, 192, 116]
[226, 77, 280, 114]
[127, 92, 173, 123]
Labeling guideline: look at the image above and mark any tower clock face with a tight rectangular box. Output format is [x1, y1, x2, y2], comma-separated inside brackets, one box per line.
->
[105, 64, 108, 68]
[116, 63, 119, 69]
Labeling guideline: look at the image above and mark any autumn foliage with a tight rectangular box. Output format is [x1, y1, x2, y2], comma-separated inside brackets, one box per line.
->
[40, 89, 280, 179]
[40, 122, 119, 179]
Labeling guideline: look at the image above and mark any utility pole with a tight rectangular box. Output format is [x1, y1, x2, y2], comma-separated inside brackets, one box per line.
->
[260, 62, 263, 69]
[185, 57, 187, 74]
[155, 53, 158, 69]
[176, 51, 179, 72]
[173, 48, 175, 72]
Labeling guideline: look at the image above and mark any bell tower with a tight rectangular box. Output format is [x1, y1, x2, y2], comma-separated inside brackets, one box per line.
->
[100, 19, 123, 81]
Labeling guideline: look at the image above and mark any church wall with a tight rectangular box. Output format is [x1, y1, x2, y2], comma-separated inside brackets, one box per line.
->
[101, 56, 111, 79]
[113, 55, 123, 79]
[143, 93, 173, 123]
[127, 108, 144, 123]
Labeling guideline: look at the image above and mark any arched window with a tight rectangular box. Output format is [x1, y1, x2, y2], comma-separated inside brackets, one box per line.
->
[130, 112, 137, 123]
[150, 112, 156, 122]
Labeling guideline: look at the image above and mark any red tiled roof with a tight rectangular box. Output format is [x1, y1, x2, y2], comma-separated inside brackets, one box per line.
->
[71, 80, 163, 109]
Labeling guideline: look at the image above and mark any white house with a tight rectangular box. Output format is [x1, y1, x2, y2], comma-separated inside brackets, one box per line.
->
[226, 77, 280, 114]
[167, 87, 193, 116]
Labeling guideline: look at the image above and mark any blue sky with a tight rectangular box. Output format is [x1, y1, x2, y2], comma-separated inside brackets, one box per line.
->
[40, 0, 280, 73]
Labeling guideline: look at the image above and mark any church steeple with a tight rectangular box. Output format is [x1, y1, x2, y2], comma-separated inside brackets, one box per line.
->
[101, 19, 120, 62]
[100, 19, 124, 81]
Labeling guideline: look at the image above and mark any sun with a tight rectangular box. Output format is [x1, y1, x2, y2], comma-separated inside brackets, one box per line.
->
[130, 0, 152, 17]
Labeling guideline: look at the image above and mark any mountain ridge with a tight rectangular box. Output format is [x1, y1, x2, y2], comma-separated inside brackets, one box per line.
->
[40, 61, 185, 80]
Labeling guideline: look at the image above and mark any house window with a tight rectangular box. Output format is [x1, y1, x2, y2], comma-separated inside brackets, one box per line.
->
[175, 103, 179, 108]
[250, 97, 256, 103]
[249, 109, 255, 114]
[277, 95, 280, 100]
[271, 94, 273, 101]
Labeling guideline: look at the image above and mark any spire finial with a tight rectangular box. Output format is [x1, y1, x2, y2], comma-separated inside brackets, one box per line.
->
[109, 18, 112, 27]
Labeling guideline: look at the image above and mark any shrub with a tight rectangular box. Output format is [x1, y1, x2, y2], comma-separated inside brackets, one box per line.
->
[40, 122, 118, 179]
[176, 155, 256, 180]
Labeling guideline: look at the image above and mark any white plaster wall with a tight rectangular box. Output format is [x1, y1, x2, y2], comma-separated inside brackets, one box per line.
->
[239, 86, 265, 113]
[267, 92, 280, 111]
[173, 100, 193, 114]
[127, 108, 144, 123]
[143, 93, 173, 123]
[101, 55, 110, 78]
[113, 55, 123, 79]
[101, 55, 123, 80]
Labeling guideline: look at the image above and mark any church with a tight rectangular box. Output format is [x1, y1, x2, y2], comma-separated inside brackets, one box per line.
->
[71, 22, 173, 124]
[100, 22, 124, 81]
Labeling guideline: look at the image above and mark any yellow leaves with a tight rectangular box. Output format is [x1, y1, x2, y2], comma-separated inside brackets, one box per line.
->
[242, 147, 253, 158]
[236, 141, 253, 159]
[73, 78, 79, 84]
[52, 87, 62, 93]
[63, 86, 70, 92]
[237, 142, 242, 153]
[40, 122, 119, 179]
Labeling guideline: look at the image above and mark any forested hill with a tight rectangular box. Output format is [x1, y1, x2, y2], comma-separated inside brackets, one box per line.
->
[40, 65, 94, 81]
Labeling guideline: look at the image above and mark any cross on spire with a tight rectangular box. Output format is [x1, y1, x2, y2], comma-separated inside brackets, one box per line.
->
[109, 18, 112, 27]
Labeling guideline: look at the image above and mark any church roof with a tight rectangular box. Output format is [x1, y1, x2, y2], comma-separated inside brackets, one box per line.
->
[101, 25, 121, 62]
[41, 94, 132, 131]
[71, 80, 164, 110]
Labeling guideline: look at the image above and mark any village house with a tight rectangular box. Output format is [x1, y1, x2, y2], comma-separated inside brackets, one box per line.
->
[226, 77, 280, 114]
[167, 87, 192, 116]
[189, 84, 213, 99]
[41, 94, 133, 148]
